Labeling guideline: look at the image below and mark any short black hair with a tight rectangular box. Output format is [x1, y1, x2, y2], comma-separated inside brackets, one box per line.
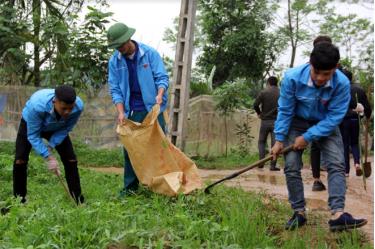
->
[339, 68, 353, 82]
[313, 35, 332, 46]
[267, 76, 278, 86]
[310, 42, 340, 70]
[55, 85, 76, 104]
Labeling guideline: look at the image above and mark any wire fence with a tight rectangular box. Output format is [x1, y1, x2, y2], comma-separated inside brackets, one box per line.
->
[0, 86, 262, 156]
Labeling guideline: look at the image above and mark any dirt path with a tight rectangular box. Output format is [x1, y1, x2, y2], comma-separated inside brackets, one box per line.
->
[199, 166, 374, 242]
[88, 160, 374, 241]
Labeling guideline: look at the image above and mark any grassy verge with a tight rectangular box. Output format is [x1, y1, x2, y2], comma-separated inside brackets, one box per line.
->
[192, 153, 259, 169]
[0, 141, 371, 248]
[0, 141, 316, 170]
[0, 141, 123, 168]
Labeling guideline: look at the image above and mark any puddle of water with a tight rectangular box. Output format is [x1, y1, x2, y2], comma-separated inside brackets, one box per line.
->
[245, 174, 285, 186]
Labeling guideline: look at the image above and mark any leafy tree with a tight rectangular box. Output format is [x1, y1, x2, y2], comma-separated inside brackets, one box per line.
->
[318, 10, 373, 107]
[0, 3, 30, 85]
[29, 0, 87, 86]
[197, 0, 279, 86]
[277, 0, 330, 68]
[50, 5, 112, 93]
[234, 112, 254, 157]
[319, 13, 373, 61]
[213, 81, 250, 156]
[162, 16, 203, 51]
[0, 0, 111, 91]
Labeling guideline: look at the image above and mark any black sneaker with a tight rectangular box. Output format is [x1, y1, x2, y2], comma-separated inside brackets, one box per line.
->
[312, 180, 326, 191]
[285, 212, 307, 230]
[329, 212, 367, 232]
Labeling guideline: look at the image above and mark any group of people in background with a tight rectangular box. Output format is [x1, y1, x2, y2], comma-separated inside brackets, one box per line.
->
[254, 35, 371, 231]
[254, 35, 372, 188]
[1, 22, 371, 233]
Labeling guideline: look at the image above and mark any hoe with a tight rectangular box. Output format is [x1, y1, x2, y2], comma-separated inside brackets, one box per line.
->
[204, 145, 293, 194]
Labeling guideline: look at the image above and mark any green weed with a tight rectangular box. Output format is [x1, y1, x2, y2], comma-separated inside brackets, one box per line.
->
[0, 141, 371, 248]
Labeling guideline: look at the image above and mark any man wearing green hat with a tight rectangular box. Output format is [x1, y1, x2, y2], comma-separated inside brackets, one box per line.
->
[107, 22, 169, 196]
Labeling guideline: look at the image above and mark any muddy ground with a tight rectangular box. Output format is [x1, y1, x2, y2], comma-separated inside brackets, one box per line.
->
[89, 159, 374, 242]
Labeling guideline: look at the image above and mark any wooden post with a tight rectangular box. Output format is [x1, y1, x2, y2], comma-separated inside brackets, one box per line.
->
[167, 0, 197, 151]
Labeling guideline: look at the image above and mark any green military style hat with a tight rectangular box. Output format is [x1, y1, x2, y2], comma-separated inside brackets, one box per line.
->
[107, 23, 136, 49]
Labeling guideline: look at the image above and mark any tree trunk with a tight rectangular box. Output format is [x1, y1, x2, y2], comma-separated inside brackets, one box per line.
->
[224, 115, 228, 157]
[287, 0, 296, 68]
[290, 45, 296, 68]
[32, 0, 41, 87]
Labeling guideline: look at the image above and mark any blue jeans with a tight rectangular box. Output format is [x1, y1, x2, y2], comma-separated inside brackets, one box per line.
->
[283, 126, 346, 214]
[123, 111, 166, 191]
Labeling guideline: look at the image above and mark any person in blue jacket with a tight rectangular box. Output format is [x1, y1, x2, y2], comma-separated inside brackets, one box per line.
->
[13, 85, 84, 204]
[271, 42, 367, 231]
[106, 22, 169, 196]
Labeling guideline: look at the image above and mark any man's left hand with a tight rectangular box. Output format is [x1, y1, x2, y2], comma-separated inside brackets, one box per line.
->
[293, 136, 308, 150]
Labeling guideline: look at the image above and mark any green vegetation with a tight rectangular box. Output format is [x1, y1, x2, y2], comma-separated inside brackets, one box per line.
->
[0, 141, 371, 248]
[0, 141, 123, 168]
[193, 153, 259, 169]
[0, 141, 317, 171]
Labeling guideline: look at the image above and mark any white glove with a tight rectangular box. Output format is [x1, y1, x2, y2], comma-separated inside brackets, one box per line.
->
[353, 103, 364, 116]
[46, 156, 61, 176]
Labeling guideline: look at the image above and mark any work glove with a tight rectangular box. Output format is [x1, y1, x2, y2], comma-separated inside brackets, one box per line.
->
[46, 155, 61, 176]
[353, 103, 364, 116]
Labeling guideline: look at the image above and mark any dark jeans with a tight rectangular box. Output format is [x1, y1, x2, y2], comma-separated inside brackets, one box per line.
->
[258, 119, 276, 167]
[310, 141, 321, 178]
[13, 119, 83, 203]
[284, 117, 346, 213]
[340, 118, 360, 174]
[123, 111, 166, 191]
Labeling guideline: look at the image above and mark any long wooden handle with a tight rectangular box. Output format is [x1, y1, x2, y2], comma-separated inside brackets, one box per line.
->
[57, 174, 77, 206]
[204, 145, 293, 193]
[364, 119, 369, 162]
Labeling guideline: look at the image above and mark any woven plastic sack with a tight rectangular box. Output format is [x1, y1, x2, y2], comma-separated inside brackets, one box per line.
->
[116, 105, 202, 196]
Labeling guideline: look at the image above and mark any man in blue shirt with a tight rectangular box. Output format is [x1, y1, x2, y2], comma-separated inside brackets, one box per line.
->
[271, 42, 367, 231]
[107, 23, 169, 196]
[13, 85, 84, 204]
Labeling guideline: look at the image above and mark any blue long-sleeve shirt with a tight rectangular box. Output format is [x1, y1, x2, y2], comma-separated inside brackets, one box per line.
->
[274, 63, 350, 142]
[108, 42, 169, 117]
[22, 89, 84, 158]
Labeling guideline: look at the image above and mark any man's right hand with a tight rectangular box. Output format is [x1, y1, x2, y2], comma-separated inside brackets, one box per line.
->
[271, 141, 284, 161]
[117, 112, 125, 124]
[46, 155, 61, 176]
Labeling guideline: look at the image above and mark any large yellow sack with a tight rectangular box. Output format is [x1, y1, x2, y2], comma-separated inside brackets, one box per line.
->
[116, 105, 202, 196]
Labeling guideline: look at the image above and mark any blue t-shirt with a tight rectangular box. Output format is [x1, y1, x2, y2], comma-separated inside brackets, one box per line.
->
[125, 42, 146, 112]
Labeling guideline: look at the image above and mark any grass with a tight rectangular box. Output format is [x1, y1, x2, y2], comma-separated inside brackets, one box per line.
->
[0, 141, 123, 168]
[0, 141, 372, 248]
[0, 141, 314, 170]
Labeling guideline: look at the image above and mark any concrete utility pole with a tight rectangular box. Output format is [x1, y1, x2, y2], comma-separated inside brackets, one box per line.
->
[168, 0, 197, 151]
